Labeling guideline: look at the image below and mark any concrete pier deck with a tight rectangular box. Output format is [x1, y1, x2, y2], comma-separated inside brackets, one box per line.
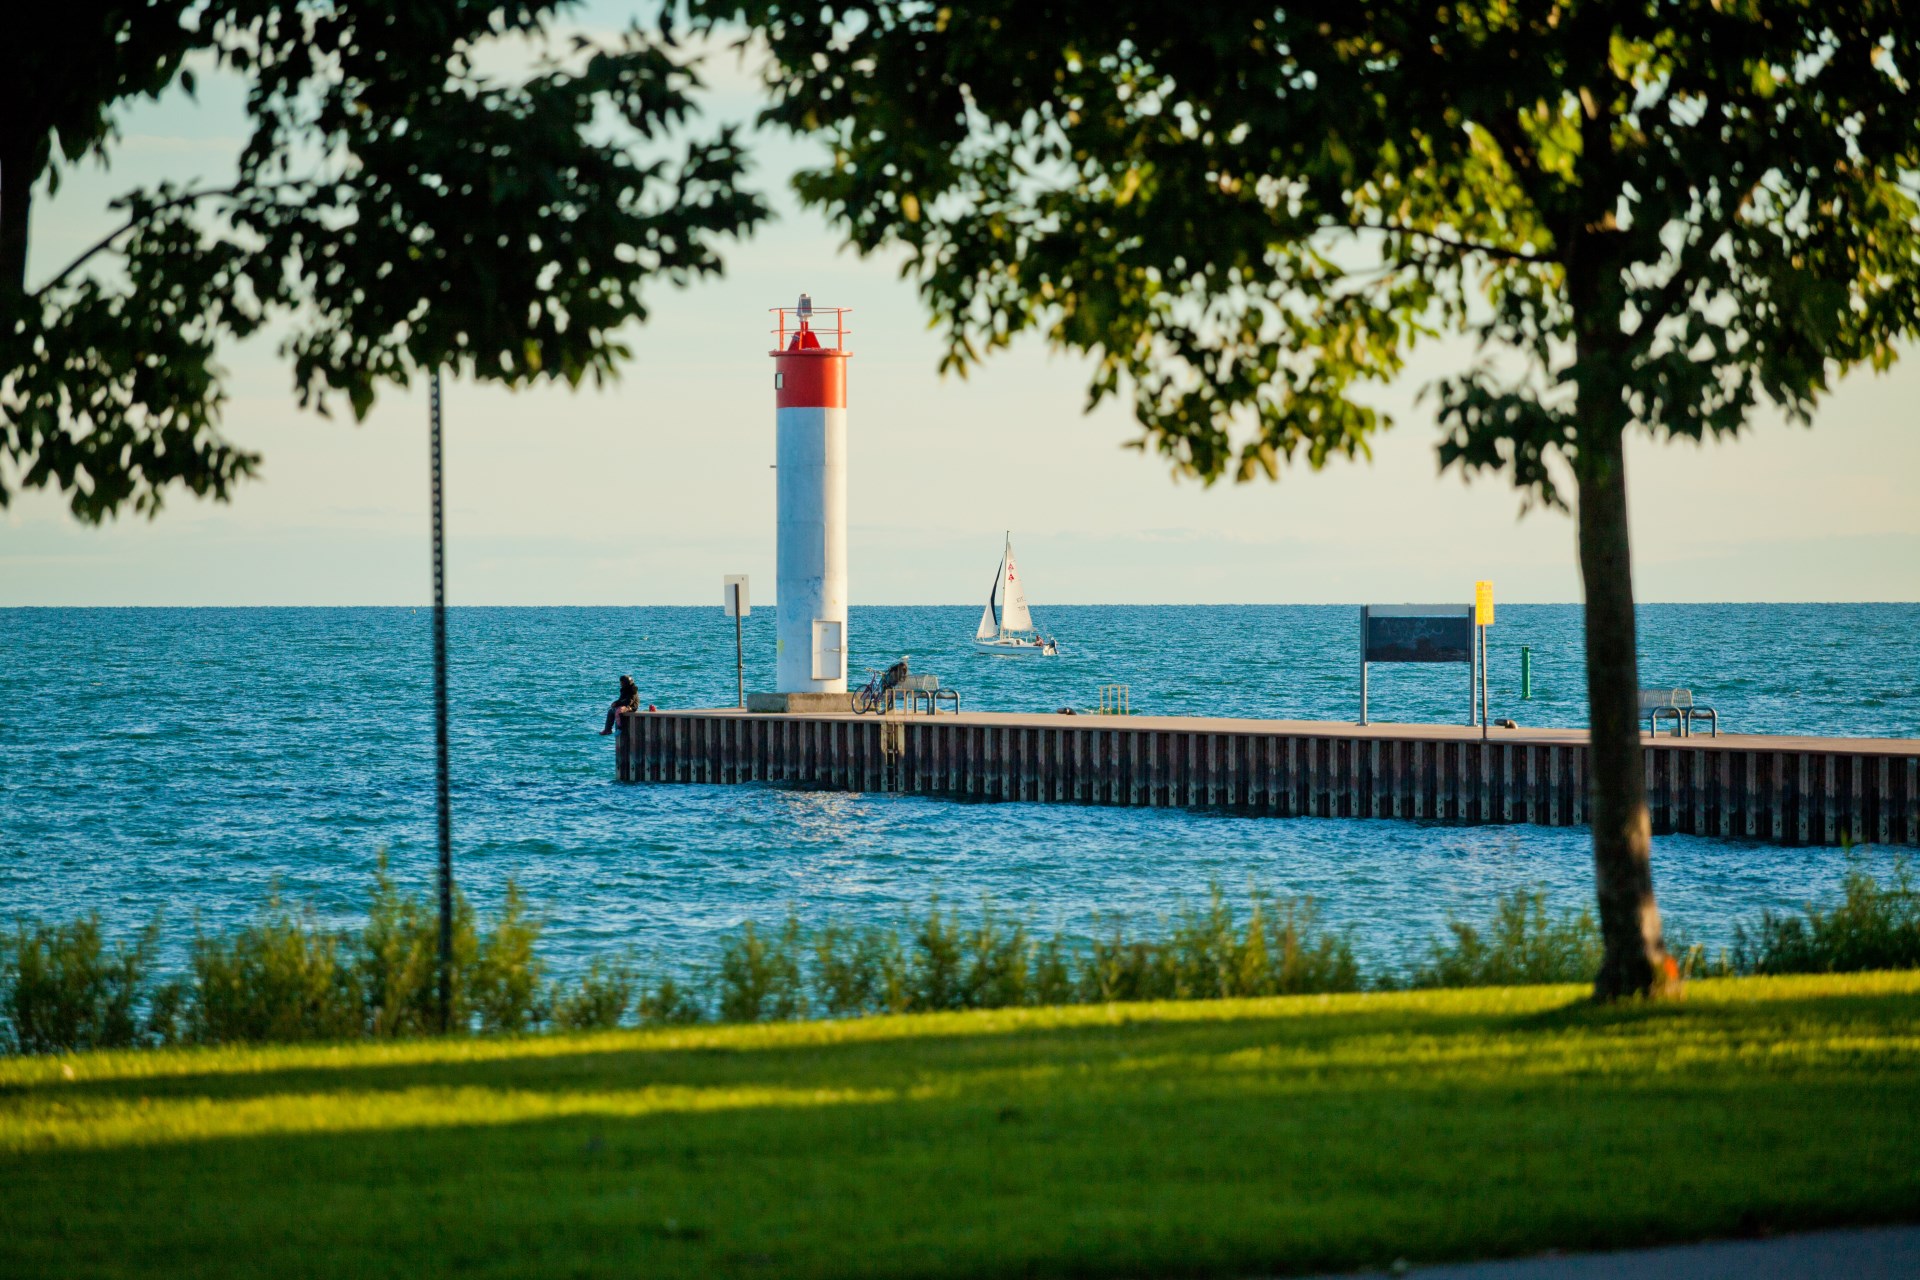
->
[617, 708, 1920, 848]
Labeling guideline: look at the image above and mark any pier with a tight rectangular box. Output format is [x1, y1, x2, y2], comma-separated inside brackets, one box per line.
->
[619, 709, 1920, 848]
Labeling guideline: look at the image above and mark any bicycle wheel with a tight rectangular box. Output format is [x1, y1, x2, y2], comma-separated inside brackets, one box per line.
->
[853, 686, 880, 714]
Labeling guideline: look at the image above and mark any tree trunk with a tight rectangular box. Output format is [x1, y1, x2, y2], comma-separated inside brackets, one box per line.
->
[0, 125, 30, 302]
[1574, 422, 1676, 1000]
[1564, 12, 1677, 1000]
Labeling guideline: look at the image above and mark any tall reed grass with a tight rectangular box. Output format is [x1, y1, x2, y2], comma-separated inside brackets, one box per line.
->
[1409, 890, 1603, 988]
[1, 915, 169, 1053]
[6, 858, 1917, 1055]
[1731, 855, 1920, 975]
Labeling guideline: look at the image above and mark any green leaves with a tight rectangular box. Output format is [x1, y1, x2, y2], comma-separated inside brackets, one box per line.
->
[702, 0, 1920, 504]
[1, 3, 766, 521]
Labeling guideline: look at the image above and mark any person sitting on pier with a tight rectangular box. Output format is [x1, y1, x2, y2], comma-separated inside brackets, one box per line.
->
[600, 675, 640, 735]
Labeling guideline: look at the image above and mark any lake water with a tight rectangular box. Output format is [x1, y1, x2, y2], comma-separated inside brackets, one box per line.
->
[3, 604, 1916, 978]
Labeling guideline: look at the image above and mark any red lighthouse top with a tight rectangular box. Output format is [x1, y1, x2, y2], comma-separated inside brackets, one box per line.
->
[771, 294, 850, 409]
[770, 294, 850, 354]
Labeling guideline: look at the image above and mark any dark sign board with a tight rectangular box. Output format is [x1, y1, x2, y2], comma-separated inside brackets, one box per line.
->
[1362, 606, 1473, 665]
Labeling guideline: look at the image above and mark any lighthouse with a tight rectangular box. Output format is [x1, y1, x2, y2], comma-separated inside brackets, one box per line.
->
[771, 295, 851, 694]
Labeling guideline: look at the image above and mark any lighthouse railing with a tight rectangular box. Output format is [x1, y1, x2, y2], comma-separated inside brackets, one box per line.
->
[770, 306, 851, 351]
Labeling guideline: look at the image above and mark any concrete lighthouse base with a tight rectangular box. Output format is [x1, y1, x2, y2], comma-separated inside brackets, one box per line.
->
[746, 691, 855, 714]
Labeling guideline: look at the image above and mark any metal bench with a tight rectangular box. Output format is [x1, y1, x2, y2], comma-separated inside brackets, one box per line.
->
[885, 673, 960, 715]
[1673, 688, 1718, 738]
[1639, 687, 1718, 738]
[1639, 689, 1685, 736]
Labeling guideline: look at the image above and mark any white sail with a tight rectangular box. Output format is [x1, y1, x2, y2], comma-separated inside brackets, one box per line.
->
[976, 550, 1006, 638]
[975, 596, 998, 640]
[999, 537, 1034, 633]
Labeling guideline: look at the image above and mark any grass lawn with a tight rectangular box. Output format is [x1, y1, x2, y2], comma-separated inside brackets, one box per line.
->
[5, 972, 1920, 1278]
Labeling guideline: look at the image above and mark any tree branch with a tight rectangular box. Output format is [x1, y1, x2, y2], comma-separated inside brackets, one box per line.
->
[1345, 219, 1549, 265]
[30, 182, 247, 298]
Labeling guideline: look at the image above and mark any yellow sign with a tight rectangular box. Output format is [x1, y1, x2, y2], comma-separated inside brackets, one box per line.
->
[1475, 580, 1495, 626]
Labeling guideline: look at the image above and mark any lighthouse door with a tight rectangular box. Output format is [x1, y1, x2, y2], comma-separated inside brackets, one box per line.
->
[810, 619, 845, 682]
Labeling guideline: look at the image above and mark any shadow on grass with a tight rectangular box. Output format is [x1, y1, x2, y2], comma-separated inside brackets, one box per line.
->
[5, 1056, 1920, 1280]
[15, 1006, 1551, 1103]
[14, 982, 1920, 1111]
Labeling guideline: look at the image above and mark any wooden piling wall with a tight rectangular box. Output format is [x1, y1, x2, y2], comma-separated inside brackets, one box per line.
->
[616, 710, 1920, 848]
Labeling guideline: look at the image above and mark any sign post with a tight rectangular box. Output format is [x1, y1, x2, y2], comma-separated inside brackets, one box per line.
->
[1474, 580, 1494, 738]
[429, 369, 454, 1034]
[723, 575, 750, 709]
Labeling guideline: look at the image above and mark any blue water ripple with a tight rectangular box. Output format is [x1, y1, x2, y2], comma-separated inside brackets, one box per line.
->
[1, 604, 1915, 979]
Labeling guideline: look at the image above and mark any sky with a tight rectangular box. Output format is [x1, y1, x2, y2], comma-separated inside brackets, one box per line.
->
[4, 10, 1917, 608]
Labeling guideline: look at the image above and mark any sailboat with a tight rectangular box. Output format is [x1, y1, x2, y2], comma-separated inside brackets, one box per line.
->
[973, 532, 1059, 656]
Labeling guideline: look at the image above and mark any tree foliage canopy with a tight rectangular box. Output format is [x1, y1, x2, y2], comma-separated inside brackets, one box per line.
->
[706, 0, 1920, 998]
[705, 0, 1920, 500]
[1, 1, 764, 521]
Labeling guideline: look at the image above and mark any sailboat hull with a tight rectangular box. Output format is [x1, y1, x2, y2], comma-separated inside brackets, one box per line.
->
[973, 637, 1058, 657]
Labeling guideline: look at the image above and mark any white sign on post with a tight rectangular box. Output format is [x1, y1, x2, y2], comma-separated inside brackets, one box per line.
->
[723, 575, 751, 708]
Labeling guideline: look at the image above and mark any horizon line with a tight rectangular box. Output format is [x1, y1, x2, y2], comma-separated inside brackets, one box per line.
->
[6, 600, 1918, 610]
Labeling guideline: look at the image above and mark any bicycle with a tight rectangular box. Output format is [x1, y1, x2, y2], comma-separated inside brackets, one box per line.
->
[852, 659, 911, 715]
[852, 667, 889, 715]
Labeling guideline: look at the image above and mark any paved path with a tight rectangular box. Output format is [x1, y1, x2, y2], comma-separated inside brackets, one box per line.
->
[1309, 1224, 1920, 1279]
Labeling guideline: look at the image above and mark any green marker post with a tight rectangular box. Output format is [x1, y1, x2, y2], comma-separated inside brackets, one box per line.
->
[1521, 646, 1532, 700]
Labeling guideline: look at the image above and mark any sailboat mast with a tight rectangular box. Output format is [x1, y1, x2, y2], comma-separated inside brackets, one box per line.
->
[1006, 529, 1021, 637]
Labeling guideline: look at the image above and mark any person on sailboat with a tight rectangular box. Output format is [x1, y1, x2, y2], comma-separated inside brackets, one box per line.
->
[600, 675, 640, 735]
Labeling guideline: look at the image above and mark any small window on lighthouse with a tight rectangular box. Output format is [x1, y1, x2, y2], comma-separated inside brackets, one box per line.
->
[775, 372, 785, 390]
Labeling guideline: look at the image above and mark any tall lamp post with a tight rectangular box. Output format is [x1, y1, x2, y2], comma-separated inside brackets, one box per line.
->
[430, 370, 454, 1033]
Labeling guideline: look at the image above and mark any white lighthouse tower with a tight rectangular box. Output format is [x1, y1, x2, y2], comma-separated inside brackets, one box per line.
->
[771, 295, 851, 694]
